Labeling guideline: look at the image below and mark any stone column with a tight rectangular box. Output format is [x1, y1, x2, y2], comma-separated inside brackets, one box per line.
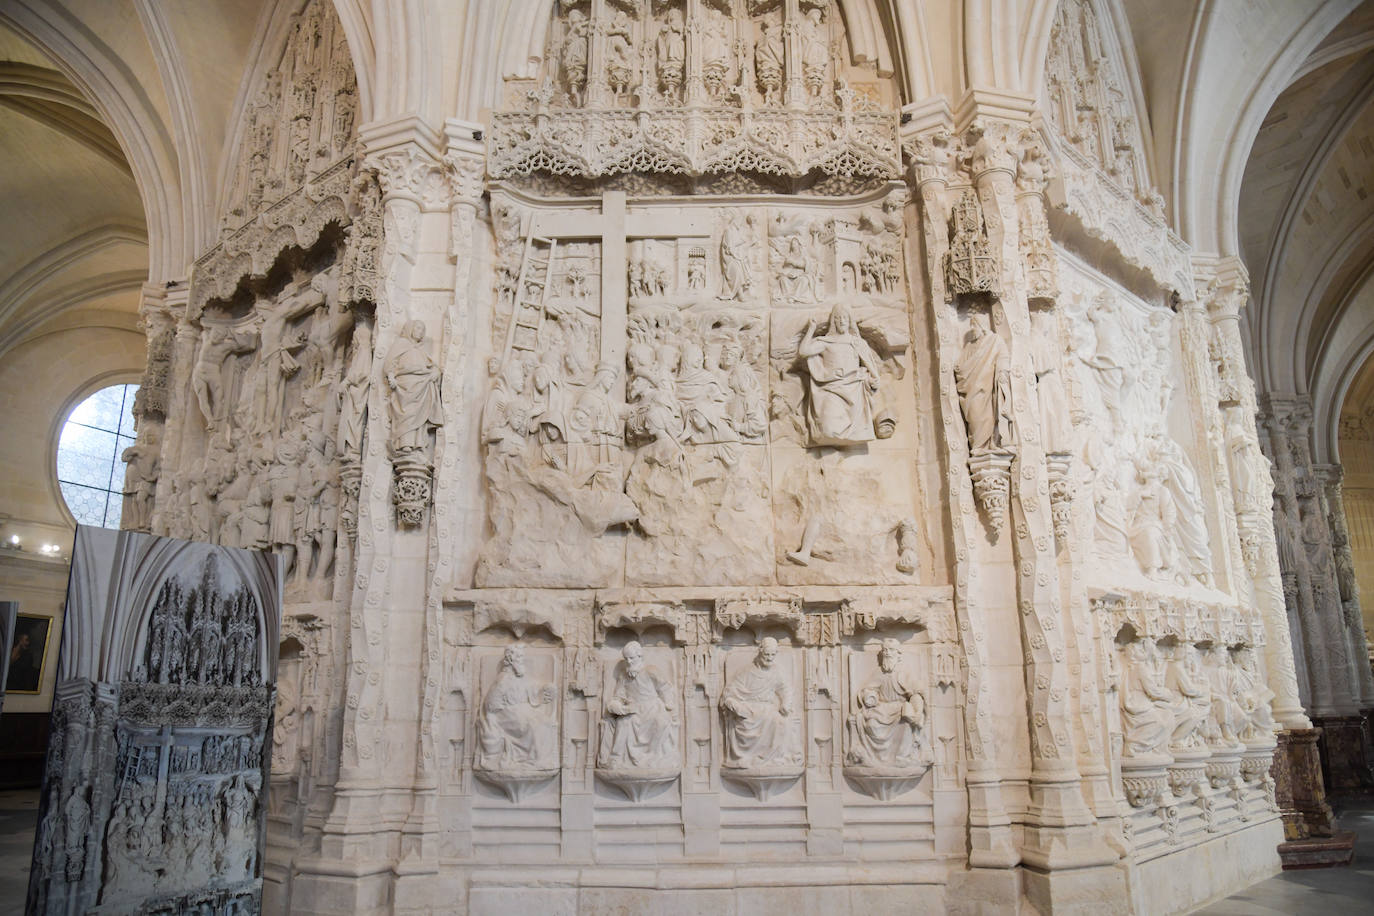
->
[1258, 395, 1347, 836]
[392, 124, 488, 912]
[1315, 463, 1374, 792]
[305, 120, 450, 913]
[1261, 397, 1339, 713]
[138, 282, 189, 537]
[904, 111, 1017, 875]
[970, 120, 1109, 881]
[1198, 266, 1307, 728]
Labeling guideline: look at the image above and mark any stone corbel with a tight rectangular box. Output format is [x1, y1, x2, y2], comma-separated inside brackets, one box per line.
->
[837, 593, 932, 637]
[595, 597, 690, 645]
[713, 594, 804, 641]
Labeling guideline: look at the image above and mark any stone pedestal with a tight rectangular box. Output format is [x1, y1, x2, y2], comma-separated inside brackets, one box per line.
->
[1313, 713, 1374, 794]
[1271, 727, 1355, 868]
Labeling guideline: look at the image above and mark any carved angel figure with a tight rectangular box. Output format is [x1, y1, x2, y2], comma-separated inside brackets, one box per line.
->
[797, 304, 884, 447]
[845, 639, 928, 769]
[476, 645, 558, 771]
[954, 313, 1011, 452]
[597, 641, 678, 770]
[721, 638, 803, 770]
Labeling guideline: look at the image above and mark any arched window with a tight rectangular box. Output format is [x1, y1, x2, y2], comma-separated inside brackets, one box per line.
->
[56, 383, 140, 528]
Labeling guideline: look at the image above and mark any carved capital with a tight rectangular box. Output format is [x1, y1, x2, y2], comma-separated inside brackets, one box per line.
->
[368, 146, 448, 209]
[963, 119, 1019, 181]
[444, 151, 486, 207]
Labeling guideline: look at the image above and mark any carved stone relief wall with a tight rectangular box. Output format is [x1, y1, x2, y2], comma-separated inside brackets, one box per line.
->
[134, 6, 370, 896]
[1057, 256, 1218, 593]
[490, 0, 902, 188]
[1097, 592, 1277, 852]
[438, 586, 958, 864]
[27, 529, 279, 916]
[123, 0, 1309, 909]
[476, 187, 921, 592]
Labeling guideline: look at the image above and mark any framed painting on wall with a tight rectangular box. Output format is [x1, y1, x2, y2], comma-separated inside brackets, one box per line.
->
[5, 613, 51, 694]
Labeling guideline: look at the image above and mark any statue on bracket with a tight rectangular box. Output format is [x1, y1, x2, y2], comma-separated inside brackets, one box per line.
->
[385, 320, 443, 528]
[956, 310, 1014, 532]
[597, 641, 680, 800]
[755, 20, 784, 106]
[955, 312, 1011, 453]
[656, 9, 686, 102]
[843, 639, 932, 800]
[474, 645, 559, 801]
[720, 637, 803, 799]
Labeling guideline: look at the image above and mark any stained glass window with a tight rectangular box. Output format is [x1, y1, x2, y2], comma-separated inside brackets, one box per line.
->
[56, 384, 140, 528]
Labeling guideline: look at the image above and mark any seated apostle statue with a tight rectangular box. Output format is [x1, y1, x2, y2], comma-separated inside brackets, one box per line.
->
[845, 639, 929, 769]
[720, 637, 803, 770]
[476, 645, 558, 772]
[597, 641, 678, 771]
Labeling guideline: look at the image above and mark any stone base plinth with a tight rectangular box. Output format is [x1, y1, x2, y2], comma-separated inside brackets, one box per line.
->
[1272, 728, 1337, 839]
[1313, 714, 1374, 794]
[1127, 816, 1283, 916]
[1278, 830, 1357, 869]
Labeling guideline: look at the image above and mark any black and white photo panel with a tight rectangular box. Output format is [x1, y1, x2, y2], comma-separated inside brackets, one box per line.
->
[28, 526, 282, 916]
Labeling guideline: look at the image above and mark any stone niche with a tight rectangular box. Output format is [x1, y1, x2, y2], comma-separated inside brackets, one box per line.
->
[440, 586, 960, 880]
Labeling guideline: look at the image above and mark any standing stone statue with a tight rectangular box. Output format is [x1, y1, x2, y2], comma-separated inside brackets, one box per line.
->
[720, 637, 802, 770]
[797, 303, 885, 447]
[656, 9, 686, 101]
[192, 323, 258, 428]
[384, 320, 443, 456]
[561, 9, 589, 105]
[845, 639, 928, 769]
[597, 641, 678, 771]
[719, 212, 755, 301]
[476, 645, 558, 772]
[954, 313, 1011, 452]
[120, 431, 160, 532]
[337, 320, 372, 459]
[755, 20, 783, 105]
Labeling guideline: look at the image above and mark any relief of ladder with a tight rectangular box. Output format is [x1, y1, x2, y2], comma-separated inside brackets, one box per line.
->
[502, 228, 558, 364]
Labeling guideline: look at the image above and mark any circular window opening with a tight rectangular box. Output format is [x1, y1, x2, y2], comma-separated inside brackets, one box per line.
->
[56, 383, 140, 528]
